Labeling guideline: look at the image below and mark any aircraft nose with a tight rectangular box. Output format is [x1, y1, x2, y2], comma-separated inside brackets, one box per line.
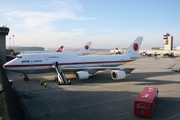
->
[3, 64, 7, 69]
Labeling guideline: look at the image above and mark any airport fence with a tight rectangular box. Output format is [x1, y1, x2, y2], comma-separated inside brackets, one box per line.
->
[0, 64, 27, 120]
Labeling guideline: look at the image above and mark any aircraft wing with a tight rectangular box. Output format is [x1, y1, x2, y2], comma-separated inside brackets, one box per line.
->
[56, 66, 135, 74]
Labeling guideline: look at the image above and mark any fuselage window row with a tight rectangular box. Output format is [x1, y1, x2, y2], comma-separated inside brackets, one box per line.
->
[22, 60, 30, 63]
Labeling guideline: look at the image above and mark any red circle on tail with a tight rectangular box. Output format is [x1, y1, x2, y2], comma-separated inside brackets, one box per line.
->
[133, 43, 138, 51]
[85, 45, 89, 50]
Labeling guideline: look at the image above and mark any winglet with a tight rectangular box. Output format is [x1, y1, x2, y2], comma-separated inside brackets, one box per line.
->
[167, 63, 177, 69]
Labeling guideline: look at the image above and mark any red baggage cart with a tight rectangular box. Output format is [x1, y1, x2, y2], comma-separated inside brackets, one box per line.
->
[134, 87, 158, 117]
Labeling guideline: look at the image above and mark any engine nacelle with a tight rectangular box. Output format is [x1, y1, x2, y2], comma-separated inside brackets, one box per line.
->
[111, 70, 126, 80]
[76, 71, 89, 80]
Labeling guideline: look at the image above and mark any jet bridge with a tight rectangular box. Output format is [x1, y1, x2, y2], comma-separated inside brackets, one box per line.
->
[54, 62, 68, 85]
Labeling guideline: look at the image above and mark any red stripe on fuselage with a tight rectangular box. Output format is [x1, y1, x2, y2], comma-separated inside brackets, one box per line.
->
[3, 60, 134, 68]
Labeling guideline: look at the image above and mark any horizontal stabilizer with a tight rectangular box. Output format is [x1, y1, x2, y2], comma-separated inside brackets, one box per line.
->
[166, 63, 177, 69]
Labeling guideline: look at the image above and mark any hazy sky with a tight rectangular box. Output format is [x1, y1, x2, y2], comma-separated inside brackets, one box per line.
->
[0, 0, 180, 49]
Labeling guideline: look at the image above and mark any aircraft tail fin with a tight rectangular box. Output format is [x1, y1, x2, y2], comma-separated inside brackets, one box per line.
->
[56, 46, 64, 52]
[124, 37, 143, 58]
[77, 41, 92, 55]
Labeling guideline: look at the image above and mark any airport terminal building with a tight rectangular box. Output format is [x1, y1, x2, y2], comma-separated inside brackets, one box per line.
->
[110, 33, 180, 57]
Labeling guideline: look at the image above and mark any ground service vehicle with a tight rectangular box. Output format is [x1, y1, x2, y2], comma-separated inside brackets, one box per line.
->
[134, 87, 158, 117]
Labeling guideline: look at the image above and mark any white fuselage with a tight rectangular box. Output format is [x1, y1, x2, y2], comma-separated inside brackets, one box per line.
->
[3, 52, 134, 74]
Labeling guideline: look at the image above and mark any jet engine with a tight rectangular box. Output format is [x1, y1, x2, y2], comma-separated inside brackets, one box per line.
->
[76, 71, 89, 80]
[111, 70, 126, 80]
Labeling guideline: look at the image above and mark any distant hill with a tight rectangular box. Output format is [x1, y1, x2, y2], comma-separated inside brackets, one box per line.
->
[8, 46, 44, 52]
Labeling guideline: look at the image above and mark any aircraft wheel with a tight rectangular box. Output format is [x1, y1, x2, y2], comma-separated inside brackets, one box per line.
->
[55, 78, 58, 82]
[57, 81, 61, 85]
[24, 77, 29, 81]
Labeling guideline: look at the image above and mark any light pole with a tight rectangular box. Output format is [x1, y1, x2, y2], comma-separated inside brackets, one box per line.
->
[9, 37, 11, 48]
[12, 35, 15, 48]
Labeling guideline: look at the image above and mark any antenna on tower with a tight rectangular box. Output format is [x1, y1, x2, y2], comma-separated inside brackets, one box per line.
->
[4, 20, 7, 27]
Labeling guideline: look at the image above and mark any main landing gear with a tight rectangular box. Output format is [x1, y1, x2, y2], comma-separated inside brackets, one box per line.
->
[21, 73, 29, 81]
[24, 77, 29, 81]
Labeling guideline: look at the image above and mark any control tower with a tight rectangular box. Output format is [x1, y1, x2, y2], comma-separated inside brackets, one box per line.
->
[163, 32, 173, 50]
[0, 26, 10, 64]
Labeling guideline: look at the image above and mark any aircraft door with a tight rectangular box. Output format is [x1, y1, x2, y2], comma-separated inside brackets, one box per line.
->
[45, 54, 49, 60]
[102, 59, 104, 66]
[30, 60, 34, 71]
[83, 59, 90, 67]
[82, 60, 85, 67]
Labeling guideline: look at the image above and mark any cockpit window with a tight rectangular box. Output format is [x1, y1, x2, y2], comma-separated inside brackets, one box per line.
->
[17, 56, 22, 58]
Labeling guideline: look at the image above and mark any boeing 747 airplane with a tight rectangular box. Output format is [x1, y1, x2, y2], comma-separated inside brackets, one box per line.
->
[20, 41, 92, 55]
[56, 46, 64, 52]
[63, 41, 92, 55]
[3, 37, 143, 82]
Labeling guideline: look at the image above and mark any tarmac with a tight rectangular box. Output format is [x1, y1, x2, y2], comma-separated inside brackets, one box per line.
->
[5, 57, 180, 120]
